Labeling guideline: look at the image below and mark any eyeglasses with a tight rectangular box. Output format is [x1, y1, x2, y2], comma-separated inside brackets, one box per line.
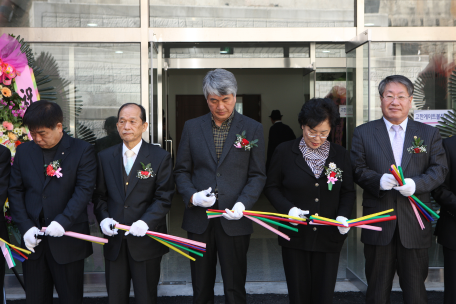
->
[381, 95, 411, 102]
[307, 132, 328, 139]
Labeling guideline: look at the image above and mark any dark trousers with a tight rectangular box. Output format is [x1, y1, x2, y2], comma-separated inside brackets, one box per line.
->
[443, 246, 456, 304]
[105, 239, 162, 304]
[364, 227, 428, 304]
[0, 222, 8, 303]
[188, 217, 250, 304]
[22, 237, 84, 304]
[282, 247, 340, 304]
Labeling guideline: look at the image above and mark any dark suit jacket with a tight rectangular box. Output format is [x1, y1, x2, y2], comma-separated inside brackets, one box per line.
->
[9, 133, 95, 264]
[174, 111, 267, 236]
[266, 122, 296, 171]
[351, 118, 447, 249]
[0, 145, 10, 224]
[93, 141, 174, 261]
[264, 138, 355, 252]
[432, 136, 456, 250]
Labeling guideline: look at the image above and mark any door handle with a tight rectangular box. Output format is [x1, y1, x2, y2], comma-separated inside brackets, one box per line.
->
[165, 139, 173, 154]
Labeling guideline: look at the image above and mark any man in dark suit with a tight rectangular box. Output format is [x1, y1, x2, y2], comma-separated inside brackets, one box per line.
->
[174, 69, 266, 304]
[431, 136, 456, 303]
[351, 75, 447, 304]
[9, 100, 96, 304]
[0, 145, 10, 303]
[93, 103, 174, 304]
[266, 110, 295, 171]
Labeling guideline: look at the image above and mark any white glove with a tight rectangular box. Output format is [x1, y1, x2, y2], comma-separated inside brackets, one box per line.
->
[125, 220, 149, 237]
[223, 202, 245, 220]
[393, 178, 416, 197]
[192, 187, 216, 208]
[23, 227, 43, 253]
[100, 218, 119, 236]
[288, 207, 309, 226]
[336, 216, 350, 235]
[380, 174, 398, 190]
[45, 221, 65, 237]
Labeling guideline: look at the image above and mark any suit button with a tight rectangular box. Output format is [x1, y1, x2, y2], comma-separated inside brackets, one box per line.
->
[315, 183, 319, 187]
[315, 213, 319, 216]
[42, 195, 46, 199]
[124, 205, 129, 209]
[216, 173, 220, 177]
[126, 182, 129, 185]
[315, 198, 319, 202]
[313, 227, 317, 231]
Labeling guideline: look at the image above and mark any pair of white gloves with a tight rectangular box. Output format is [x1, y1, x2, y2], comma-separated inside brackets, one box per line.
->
[192, 187, 245, 220]
[23, 221, 65, 252]
[288, 207, 350, 235]
[380, 174, 416, 197]
[100, 218, 149, 237]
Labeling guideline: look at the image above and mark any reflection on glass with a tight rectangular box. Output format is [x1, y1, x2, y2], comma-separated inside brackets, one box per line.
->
[365, 0, 456, 27]
[0, 0, 140, 28]
[316, 44, 346, 58]
[150, 0, 354, 28]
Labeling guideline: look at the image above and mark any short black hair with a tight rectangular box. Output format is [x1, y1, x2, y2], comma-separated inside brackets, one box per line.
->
[117, 103, 146, 123]
[298, 98, 340, 130]
[23, 100, 63, 131]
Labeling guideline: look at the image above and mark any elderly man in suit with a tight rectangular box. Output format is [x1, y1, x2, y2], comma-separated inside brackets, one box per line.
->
[9, 100, 96, 304]
[174, 68, 266, 304]
[0, 145, 10, 303]
[351, 75, 447, 304]
[93, 103, 174, 304]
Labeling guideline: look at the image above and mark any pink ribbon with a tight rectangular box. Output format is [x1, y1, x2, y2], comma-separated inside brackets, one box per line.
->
[54, 167, 63, 178]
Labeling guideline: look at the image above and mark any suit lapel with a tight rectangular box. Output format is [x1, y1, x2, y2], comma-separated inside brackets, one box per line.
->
[400, 120, 419, 171]
[125, 141, 150, 199]
[30, 143, 45, 186]
[375, 119, 396, 165]
[201, 113, 217, 164]
[217, 112, 243, 167]
[110, 144, 125, 199]
[292, 138, 316, 178]
[43, 133, 71, 189]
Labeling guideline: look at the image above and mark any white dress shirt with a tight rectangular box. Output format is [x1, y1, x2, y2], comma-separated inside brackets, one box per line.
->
[383, 117, 408, 149]
[122, 140, 142, 169]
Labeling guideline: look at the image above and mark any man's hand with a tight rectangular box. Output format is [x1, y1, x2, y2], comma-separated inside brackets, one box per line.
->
[23, 227, 43, 253]
[288, 207, 309, 226]
[380, 174, 398, 190]
[45, 221, 65, 237]
[223, 202, 245, 220]
[192, 187, 216, 208]
[394, 178, 416, 197]
[100, 218, 119, 236]
[125, 220, 149, 237]
[336, 216, 350, 235]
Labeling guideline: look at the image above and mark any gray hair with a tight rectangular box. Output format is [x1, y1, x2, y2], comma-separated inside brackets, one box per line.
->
[378, 75, 414, 97]
[202, 69, 237, 99]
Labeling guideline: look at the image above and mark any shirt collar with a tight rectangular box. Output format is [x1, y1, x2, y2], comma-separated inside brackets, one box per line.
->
[383, 117, 408, 133]
[274, 120, 282, 124]
[122, 140, 142, 156]
[211, 111, 235, 128]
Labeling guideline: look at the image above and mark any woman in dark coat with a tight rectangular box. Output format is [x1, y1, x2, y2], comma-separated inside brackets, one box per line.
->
[264, 98, 356, 304]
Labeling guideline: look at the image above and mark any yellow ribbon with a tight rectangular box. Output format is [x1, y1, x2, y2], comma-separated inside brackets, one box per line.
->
[347, 209, 394, 224]
[207, 210, 307, 222]
[0, 238, 31, 255]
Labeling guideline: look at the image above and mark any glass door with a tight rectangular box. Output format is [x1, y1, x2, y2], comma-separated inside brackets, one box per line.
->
[345, 31, 370, 288]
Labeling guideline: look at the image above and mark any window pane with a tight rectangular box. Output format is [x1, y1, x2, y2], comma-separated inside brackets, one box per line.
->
[0, 1, 140, 28]
[6, 43, 141, 274]
[150, 1, 354, 28]
[365, 0, 456, 27]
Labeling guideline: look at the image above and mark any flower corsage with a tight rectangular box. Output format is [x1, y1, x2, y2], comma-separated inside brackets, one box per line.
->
[407, 136, 427, 154]
[234, 130, 258, 151]
[44, 160, 62, 178]
[137, 162, 155, 179]
[324, 162, 343, 191]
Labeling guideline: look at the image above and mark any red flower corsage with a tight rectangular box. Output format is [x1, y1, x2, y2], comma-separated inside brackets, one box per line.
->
[44, 160, 62, 178]
[137, 162, 155, 179]
[234, 131, 258, 151]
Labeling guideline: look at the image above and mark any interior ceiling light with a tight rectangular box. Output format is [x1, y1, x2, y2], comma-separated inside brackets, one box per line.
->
[364, 23, 375, 26]
[87, 23, 98, 27]
[115, 51, 123, 54]
[322, 50, 331, 53]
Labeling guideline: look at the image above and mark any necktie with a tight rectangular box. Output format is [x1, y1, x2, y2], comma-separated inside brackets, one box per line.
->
[125, 150, 135, 175]
[392, 125, 403, 166]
